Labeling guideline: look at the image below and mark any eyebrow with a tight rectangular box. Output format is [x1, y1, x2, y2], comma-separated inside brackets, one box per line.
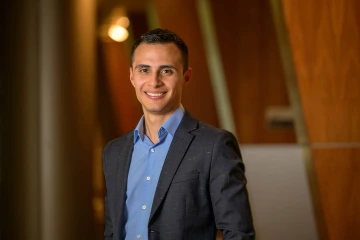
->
[134, 64, 150, 70]
[158, 65, 176, 70]
[134, 64, 177, 70]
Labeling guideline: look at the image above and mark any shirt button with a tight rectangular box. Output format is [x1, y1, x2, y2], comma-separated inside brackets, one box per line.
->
[150, 148, 155, 152]
[137, 234, 141, 238]
[146, 176, 151, 181]
[142, 205, 146, 210]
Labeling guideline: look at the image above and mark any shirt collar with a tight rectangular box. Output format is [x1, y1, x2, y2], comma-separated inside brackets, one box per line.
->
[133, 105, 185, 144]
[134, 115, 145, 143]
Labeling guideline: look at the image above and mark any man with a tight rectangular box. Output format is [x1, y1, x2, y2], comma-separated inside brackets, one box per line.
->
[102, 28, 255, 240]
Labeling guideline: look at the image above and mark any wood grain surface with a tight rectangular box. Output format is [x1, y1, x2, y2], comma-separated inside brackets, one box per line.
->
[282, 0, 360, 142]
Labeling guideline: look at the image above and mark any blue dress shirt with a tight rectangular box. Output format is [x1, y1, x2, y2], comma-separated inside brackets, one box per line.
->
[124, 106, 185, 240]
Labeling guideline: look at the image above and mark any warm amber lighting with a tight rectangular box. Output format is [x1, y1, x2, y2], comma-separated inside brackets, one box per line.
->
[116, 16, 130, 28]
[108, 25, 129, 42]
[99, 5, 130, 43]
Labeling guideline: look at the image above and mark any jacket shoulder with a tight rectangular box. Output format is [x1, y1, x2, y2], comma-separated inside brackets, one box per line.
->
[181, 111, 238, 144]
[102, 130, 133, 170]
[103, 130, 133, 152]
[195, 121, 237, 140]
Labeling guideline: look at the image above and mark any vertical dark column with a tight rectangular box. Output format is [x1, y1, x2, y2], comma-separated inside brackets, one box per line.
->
[1, 0, 97, 239]
[39, 0, 97, 239]
[1, 0, 40, 239]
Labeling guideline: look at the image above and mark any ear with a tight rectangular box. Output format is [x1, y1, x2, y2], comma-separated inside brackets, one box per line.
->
[129, 67, 135, 87]
[184, 67, 192, 84]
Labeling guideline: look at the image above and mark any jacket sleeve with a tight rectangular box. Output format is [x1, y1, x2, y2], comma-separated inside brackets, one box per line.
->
[104, 192, 113, 239]
[209, 131, 255, 240]
[103, 145, 114, 240]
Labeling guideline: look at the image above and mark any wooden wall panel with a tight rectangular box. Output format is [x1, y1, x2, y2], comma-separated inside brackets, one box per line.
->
[100, 42, 143, 136]
[210, 0, 296, 143]
[153, 0, 220, 127]
[282, 0, 360, 143]
[312, 148, 360, 240]
[282, 0, 360, 239]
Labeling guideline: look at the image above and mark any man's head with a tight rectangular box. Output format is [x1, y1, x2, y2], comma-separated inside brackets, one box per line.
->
[131, 28, 189, 73]
[129, 28, 192, 119]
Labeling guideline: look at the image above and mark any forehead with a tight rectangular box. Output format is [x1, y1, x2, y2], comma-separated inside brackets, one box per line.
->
[132, 43, 182, 64]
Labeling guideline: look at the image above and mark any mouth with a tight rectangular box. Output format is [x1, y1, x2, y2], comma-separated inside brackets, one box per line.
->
[145, 92, 167, 98]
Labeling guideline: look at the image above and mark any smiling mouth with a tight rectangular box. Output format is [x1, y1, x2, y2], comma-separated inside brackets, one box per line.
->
[146, 92, 166, 97]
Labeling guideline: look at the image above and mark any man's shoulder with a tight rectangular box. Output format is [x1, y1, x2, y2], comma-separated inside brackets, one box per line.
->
[184, 114, 237, 143]
[197, 121, 227, 134]
[182, 112, 229, 134]
[190, 117, 233, 136]
[103, 130, 134, 153]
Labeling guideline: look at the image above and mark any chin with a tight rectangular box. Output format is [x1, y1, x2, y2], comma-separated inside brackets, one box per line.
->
[144, 106, 166, 114]
[145, 106, 175, 115]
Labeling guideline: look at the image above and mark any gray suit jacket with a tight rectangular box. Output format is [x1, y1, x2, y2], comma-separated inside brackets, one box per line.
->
[102, 112, 255, 240]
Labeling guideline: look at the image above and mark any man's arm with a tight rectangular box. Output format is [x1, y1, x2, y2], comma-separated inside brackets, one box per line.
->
[210, 131, 255, 240]
[102, 145, 114, 240]
[104, 192, 113, 239]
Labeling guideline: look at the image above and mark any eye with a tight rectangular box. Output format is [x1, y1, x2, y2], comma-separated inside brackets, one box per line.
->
[139, 68, 149, 73]
[161, 69, 173, 75]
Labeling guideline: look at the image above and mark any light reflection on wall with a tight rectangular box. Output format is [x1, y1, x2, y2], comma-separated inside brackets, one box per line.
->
[99, 6, 130, 42]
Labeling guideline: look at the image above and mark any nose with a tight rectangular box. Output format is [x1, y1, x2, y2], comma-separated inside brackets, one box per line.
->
[148, 72, 163, 87]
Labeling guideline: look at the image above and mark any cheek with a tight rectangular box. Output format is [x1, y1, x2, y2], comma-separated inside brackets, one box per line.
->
[134, 86, 143, 101]
[133, 80, 144, 91]
[174, 81, 185, 94]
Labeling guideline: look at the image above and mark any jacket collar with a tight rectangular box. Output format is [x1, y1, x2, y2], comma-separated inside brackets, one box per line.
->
[115, 111, 199, 229]
[149, 111, 198, 221]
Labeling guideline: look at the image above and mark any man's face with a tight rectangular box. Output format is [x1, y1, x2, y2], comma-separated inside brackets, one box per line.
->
[130, 43, 191, 118]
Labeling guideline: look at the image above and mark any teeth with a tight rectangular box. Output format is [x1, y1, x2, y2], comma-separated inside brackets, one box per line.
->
[147, 92, 164, 97]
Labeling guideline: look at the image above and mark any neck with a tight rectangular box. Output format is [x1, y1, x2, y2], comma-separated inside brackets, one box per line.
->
[143, 109, 176, 144]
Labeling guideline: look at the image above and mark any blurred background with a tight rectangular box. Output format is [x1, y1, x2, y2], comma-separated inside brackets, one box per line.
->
[1, 0, 359, 239]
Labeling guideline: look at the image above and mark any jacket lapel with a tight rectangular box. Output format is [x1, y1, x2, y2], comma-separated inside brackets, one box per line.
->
[115, 132, 134, 234]
[149, 112, 198, 221]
